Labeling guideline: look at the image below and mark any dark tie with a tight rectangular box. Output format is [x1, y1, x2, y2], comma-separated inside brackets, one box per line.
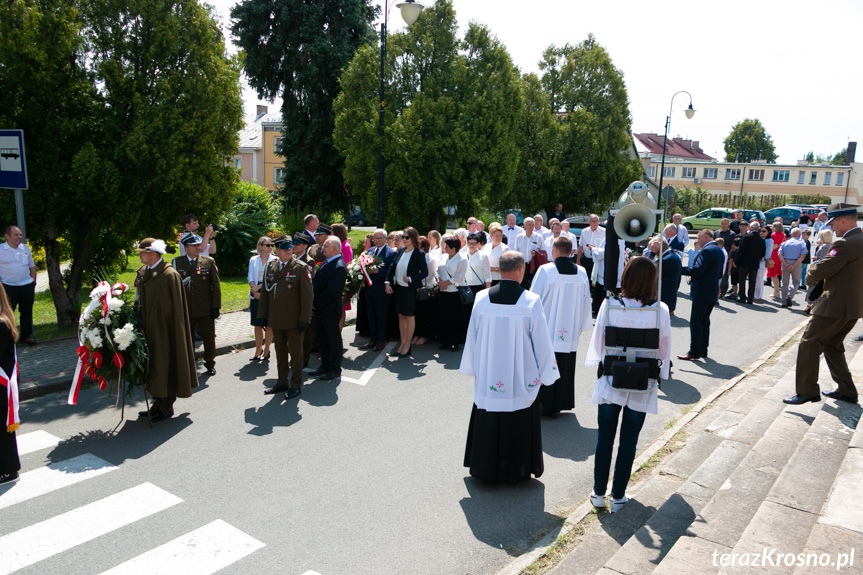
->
[508, 227, 514, 231]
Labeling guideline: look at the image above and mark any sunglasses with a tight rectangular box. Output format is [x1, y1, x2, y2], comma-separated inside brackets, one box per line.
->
[262, 243, 274, 247]
[402, 235, 410, 239]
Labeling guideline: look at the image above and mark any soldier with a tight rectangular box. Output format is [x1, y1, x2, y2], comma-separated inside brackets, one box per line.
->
[293, 233, 316, 368]
[134, 238, 198, 422]
[258, 235, 313, 399]
[308, 225, 331, 266]
[173, 233, 221, 376]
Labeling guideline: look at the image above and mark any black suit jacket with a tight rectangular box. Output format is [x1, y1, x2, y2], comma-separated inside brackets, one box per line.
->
[367, 244, 397, 298]
[386, 247, 428, 288]
[735, 231, 766, 268]
[313, 256, 348, 312]
[682, 242, 725, 304]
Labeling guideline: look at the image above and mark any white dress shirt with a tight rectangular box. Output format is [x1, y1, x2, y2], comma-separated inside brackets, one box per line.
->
[0, 242, 35, 286]
[515, 232, 544, 263]
[579, 226, 606, 259]
[394, 248, 415, 287]
[502, 225, 522, 248]
[465, 250, 492, 286]
[676, 224, 689, 249]
[437, 252, 467, 292]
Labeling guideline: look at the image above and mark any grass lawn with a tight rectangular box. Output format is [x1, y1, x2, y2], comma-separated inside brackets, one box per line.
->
[32, 257, 253, 341]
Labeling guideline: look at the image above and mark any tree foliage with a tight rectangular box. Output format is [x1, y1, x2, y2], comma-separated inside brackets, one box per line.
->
[723, 118, 777, 163]
[0, 0, 244, 326]
[333, 0, 522, 231]
[231, 0, 377, 215]
[216, 181, 280, 276]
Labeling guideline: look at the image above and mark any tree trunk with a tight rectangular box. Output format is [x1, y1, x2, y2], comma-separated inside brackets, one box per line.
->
[428, 207, 441, 233]
[44, 220, 92, 328]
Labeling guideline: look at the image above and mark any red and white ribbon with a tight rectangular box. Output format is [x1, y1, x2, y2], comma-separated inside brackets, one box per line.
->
[0, 346, 19, 432]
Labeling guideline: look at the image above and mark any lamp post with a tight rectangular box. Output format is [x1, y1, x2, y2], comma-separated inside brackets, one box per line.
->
[657, 91, 696, 197]
[376, 0, 423, 228]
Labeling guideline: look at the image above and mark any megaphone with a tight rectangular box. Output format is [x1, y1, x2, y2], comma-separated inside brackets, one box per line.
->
[613, 181, 658, 243]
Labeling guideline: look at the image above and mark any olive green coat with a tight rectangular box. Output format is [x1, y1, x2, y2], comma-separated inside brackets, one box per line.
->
[257, 257, 313, 330]
[172, 254, 221, 319]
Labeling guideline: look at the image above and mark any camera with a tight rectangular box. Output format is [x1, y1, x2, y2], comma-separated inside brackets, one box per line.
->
[208, 223, 220, 232]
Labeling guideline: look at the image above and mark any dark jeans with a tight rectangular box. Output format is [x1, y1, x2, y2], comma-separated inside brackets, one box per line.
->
[594, 403, 646, 500]
[314, 305, 342, 373]
[689, 300, 715, 357]
[366, 294, 391, 343]
[3, 282, 35, 339]
[737, 266, 758, 303]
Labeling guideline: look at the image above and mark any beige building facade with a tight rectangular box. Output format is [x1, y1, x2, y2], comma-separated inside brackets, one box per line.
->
[233, 106, 285, 191]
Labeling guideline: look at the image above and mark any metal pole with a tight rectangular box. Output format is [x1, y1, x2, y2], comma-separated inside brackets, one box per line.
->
[14, 189, 26, 243]
[376, 21, 387, 229]
[844, 168, 851, 203]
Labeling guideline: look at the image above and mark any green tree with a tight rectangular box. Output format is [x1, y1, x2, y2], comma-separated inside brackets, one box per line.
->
[0, 0, 243, 327]
[333, 0, 522, 231]
[724, 118, 778, 163]
[231, 0, 377, 216]
[831, 148, 847, 165]
[216, 181, 280, 276]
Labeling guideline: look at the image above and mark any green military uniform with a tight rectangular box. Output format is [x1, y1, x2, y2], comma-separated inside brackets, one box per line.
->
[134, 258, 198, 413]
[258, 256, 313, 390]
[794, 224, 863, 399]
[299, 245, 319, 366]
[172, 254, 221, 370]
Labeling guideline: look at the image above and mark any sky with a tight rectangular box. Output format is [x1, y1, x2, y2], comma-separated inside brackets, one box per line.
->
[210, 0, 863, 165]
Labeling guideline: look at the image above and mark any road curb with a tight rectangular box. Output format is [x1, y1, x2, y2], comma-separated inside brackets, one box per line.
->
[494, 316, 811, 575]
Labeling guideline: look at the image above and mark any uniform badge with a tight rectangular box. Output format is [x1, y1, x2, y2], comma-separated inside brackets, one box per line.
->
[152, 271, 158, 278]
[829, 249, 837, 257]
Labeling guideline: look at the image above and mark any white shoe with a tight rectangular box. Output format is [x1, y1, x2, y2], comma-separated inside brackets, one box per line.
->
[589, 490, 606, 508]
[610, 494, 631, 513]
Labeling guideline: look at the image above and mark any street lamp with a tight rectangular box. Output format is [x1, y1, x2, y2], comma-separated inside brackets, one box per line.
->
[657, 91, 696, 195]
[376, 0, 423, 228]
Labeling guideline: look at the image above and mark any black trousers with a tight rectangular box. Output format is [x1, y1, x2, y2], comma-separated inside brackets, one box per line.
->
[520, 265, 535, 289]
[4, 283, 34, 339]
[189, 316, 215, 369]
[314, 305, 342, 373]
[737, 266, 758, 303]
[366, 294, 391, 343]
[580, 256, 594, 285]
[689, 300, 715, 357]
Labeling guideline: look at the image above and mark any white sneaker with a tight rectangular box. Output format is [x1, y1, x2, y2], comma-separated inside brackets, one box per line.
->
[589, 491, 607, 508]
[610, 494, 631, 513]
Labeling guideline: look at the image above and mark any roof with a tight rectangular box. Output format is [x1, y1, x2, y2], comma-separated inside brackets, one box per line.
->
[238, 111, 282, 151]
[633, 133, 714, 161]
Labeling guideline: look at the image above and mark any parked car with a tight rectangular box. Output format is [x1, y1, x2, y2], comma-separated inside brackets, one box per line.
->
[740, 209, 766, 224]
[496, 209, 525, 225]
[680, 207, 735, 231]
[764, 206, 802, 226]
[349, 207, 368, 226]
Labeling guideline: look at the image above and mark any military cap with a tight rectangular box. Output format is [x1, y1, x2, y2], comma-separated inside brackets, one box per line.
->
[314, 225, 332, 236]
[272, 235, 293, 250]
[824, 202, 861, 225]
[180, 232, 203, 246]
[292, 233, 311, 245]
[135, 238, 168, 254]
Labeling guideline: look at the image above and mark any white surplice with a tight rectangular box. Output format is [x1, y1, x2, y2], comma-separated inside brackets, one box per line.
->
[530, 262, 593, 353]
[459, 289, 559, 412]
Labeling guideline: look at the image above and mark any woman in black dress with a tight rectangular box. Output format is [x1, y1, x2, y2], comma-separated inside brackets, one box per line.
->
[355, 234, 374, 338]
[385, 227, 428, 358]
[0, 283, 21, 485]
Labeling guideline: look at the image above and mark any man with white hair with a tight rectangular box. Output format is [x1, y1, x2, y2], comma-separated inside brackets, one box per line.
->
[778, 227, 808, 308]
[503, 213, 522, 247]
[311, 236, 348, 380]
[577, 214, 605, 315]
[672, 214, 689, 249]
[664, 223, 685, 252]
[515, 218, 544, 288]
[534, 214, 550, 240]
[560, 220, 577, 257]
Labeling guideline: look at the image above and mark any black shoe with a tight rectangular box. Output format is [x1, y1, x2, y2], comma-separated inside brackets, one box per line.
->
[451, 344, 461, 352]
[398, 346, 413, 358]
[783, 394, 821, 405]
[822, 391, 859, 404]
[0, 471, 20, 485]
[264, 386, 290, 395]
[150, 410, 173, 422]
[319, 372, 339, 381]
[439, 344, 451, 350]
[853, 334, 863, 342]
[309, 368, 326, 376]
[249, 355, 262, 362]
[284, 388, 301, 400]
[359, 341, 375, 350]
[207, 367, 216, 376]
[138, 407, 157, 418]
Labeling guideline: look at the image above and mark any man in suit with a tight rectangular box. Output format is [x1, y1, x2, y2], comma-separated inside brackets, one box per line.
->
[785, 203, 863, 405]
[301, 214, 319, 246]
[735, 222, 766, 305]
[258, 235, 313, 399]
[678, 229, 725, 361]
[664, 223, 686, 252]
[172, 233, 221, 376]
[713, 219, 737, 297]
[360, 229, 396, 352]
[311, 237, 348, 380]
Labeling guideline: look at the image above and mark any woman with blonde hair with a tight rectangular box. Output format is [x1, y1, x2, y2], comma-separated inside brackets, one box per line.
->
[247, 236, 278, 361]
[0, 283, 21, 485]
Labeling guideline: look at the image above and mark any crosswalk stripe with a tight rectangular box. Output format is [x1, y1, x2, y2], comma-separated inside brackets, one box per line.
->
[15, 430, 63, 456]
[0, 453, 116, 511]
[0, 482, 183, 575]
[98, 519, 265, 575]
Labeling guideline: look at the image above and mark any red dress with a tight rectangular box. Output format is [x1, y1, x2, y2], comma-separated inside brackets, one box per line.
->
[767, 232, 785, 278]
[342, 240, 354, 311]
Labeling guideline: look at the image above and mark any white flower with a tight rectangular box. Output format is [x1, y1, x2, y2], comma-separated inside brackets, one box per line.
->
[89, 284, 110, 299]
[99, 316, 111, 325]
[88, 333, 103, 348]
[107, 298, 124, 312]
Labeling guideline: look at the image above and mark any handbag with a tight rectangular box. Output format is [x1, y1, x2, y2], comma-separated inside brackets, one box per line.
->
[765, 258, 775, 269]
[417, 285, 438, 302]
[458, 285, 475, 305]
[610, 361, 650, 391]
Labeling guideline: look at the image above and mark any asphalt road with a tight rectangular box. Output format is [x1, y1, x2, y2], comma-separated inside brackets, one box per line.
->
[3, 281, 810, 575]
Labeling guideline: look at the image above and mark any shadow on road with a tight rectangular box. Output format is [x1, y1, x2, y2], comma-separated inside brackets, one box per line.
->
[542, 413, 596, 463]
[244, 395, 301, 436]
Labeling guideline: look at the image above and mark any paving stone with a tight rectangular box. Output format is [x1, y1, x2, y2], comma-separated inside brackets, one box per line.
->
[792, 523, 863, 575]
[651, 535, 728, 575]
[661, 432, 723, 480]
[819, 448, 863, 535]
[705, 411, 746, 434]
[725, 387, 770, 415]
[723, 399, 787, 444]
[604, 493, 707, 575]
[807, 401, 861, 441]
[720, 501, 818, 575]
[678, 440, 750, 501]
[767, 432, 849, 515]
[851, 425, 863, 449]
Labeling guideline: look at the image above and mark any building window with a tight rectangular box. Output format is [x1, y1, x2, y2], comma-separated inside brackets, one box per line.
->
[274, 167, 286, 185]
[681, 167, 695, 178]
[824, 172, 832, 185]
[663, 166, 675, 178]
[798, 171, 805, 184]
[726, 168, 741, 180]
[772, 170, 790, 182]
[810, 172, 817, 184]
[748, 169, 764, 181]
[234, 158, 242, 170]
[274, 136, 283, 149]
[648, 166, 656, 178]
[837, 172, 845, 186]
[703, 168, 717, 179]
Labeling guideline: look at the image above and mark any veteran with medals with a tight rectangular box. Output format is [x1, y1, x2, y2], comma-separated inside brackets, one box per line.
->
[258, 235, 313, 399]
[460, 251, 559, 484]
[531, 235, 593, 418]
[134, 238, 198, 422]
[173, 233, 221, 376]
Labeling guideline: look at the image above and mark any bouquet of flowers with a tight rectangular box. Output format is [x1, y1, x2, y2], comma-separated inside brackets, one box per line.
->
[343, 251, 383, 305]
[68, 281, 150, 412]
[624, 247, 639, 263]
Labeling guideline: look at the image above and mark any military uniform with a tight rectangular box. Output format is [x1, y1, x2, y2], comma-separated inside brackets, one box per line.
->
[788, 204, 863, 403]
[302, 227, 329, 364]
[172, 253, 221, 371]
[258, 253, 313, 392]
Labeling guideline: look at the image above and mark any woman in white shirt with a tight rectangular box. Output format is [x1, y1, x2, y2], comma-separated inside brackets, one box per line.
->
[465, 233, 492, 294]
[585, 257, 671, 513]
[436, 236, 468, 351]
[428, 230, 442, 261]
[413, 236, 440, 346]
[247, 236, 278, 361]
[484, 223, 509, 286]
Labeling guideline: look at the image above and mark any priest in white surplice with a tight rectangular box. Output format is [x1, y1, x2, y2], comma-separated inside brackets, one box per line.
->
[531, 235, 593, 418]
[460, 251, 558, 484]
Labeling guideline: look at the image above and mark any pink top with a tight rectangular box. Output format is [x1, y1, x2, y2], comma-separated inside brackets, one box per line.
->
[342, 240, 354, 311]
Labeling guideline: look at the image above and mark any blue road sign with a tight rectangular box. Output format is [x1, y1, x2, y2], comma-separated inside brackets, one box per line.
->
[0, 129, 28, 190]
